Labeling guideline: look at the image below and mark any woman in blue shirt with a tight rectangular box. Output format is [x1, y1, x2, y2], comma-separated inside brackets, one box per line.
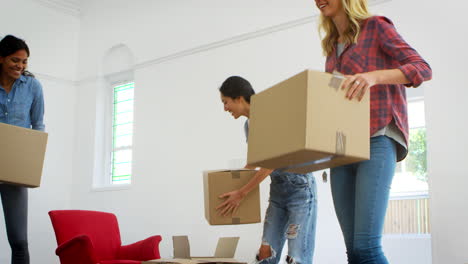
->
[0, 35, 45, 264]
[217, 76, 317, 264]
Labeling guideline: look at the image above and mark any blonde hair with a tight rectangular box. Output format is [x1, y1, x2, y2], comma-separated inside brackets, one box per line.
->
[318, 0, 372, 56]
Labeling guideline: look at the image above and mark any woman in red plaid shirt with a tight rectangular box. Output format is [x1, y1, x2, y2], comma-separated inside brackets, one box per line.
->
[315, 0, 432, 263]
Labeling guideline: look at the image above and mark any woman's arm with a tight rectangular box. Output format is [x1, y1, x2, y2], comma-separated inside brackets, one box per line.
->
[342, 69, 410, 101]
[30, 79, 45, 131]
[342, 16, 432, 101]
[216, 167, 273, 216]
[376, 16, 432, 87]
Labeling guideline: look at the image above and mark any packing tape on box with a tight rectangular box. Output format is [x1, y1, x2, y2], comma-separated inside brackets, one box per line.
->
[232, 218, 241, 224]
[329, 71, 345, 91]
[231, 171, 241, 179]
[322, 132, 346, 183]
[336, 131, 346, 155]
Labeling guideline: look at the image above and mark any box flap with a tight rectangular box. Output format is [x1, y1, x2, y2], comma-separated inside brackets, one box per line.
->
[173, 236, 191, 259]
[214, 237, 239, 258]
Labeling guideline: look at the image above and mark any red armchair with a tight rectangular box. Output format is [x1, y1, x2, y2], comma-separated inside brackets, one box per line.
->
[49, 210, 162, 264]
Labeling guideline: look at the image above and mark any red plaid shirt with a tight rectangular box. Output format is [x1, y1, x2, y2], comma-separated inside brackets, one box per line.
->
[325, 16, 432, 153]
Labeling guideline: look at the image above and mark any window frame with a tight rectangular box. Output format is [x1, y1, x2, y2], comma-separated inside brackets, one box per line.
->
[390, 97, 428, 198]
[92, 71, 134, 191]
[109, 81, 135, 185]
[384, 97, 430, 235]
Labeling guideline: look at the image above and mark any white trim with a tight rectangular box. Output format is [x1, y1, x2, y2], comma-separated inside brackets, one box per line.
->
[91, 77, 113, 187]
[134, 0, 392, 70]
[71, 0, 391, 84]
[106, 70, 135, 86]
[135, 15, 318, 70]
[91, 184, 131, 192]
[32, 0, 81, 17]
[34, 73, 77, 86]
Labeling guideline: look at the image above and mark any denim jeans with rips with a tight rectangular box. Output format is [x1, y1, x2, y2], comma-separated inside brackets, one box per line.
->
[257, 171, 317, 264]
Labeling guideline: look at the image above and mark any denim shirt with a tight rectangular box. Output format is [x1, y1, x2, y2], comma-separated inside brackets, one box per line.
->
[0, 75, 45, 131]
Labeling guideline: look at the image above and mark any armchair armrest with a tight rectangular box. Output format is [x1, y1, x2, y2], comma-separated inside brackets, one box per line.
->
[118, 235, 162, 261]
[56, 234, 98, 264]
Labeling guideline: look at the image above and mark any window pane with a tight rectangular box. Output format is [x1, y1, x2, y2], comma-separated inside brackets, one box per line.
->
[115, 87, 134, 103]
[114, 111, 134, 126]
[111, 82, 134, 185]
[113, 162, 131, 177]
[113, 149, 132, 163]
[113, 123, 133, 137]
[408, 100, 425, 128]
[114, 83, 134, 93]
[114, 134, 133, 148]
[114, 100, 134, 114]
[112, 149, 132, 184]
[406, 127, 428, 184]
[395, 161, 403, 173]
[386, 100, 429, 234]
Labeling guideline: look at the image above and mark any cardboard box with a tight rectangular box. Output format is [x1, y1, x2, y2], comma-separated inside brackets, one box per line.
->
[143, 236, 246, 264]
[247, 69, 370, 174]
[0, 123, 48, 187]
[203, 170, 261, 225]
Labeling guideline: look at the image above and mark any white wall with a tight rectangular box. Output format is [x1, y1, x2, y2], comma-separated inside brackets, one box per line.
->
[2, 0, 464, 263]
[377, 0, 468, 263]
[416, 1, 468, 264]
[73, 4, 331, 260]
[0, 0, 80, 263]
[71, 1, 441, 264]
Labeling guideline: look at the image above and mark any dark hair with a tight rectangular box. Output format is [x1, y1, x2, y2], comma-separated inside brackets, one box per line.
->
[219, 76, 255, 103]
[0, 35, 34, 77]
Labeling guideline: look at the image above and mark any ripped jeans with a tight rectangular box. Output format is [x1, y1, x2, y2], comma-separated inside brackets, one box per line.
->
[257, 171, 317, 264]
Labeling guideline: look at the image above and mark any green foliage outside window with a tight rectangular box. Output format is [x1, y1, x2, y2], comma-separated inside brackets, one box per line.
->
[406, 127, 427, 182]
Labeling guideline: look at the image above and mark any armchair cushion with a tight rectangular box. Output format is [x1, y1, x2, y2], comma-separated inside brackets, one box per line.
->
[118, 235, 162, 261]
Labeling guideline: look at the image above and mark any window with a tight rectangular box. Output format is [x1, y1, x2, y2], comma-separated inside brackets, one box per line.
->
[391, 100, 428, 196]
[384, 99, 429, 234]
[110, 82, 135, 184]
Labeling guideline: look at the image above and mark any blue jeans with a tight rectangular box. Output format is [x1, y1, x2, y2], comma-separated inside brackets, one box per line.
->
[257, 171, 317, 264]
[0, 184, 29, 264]
[330, 136, 397, 264]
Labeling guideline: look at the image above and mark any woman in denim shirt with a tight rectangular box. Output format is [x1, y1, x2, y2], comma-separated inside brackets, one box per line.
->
[217, 76, 317, 264]
[0, 35, 45, 264]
